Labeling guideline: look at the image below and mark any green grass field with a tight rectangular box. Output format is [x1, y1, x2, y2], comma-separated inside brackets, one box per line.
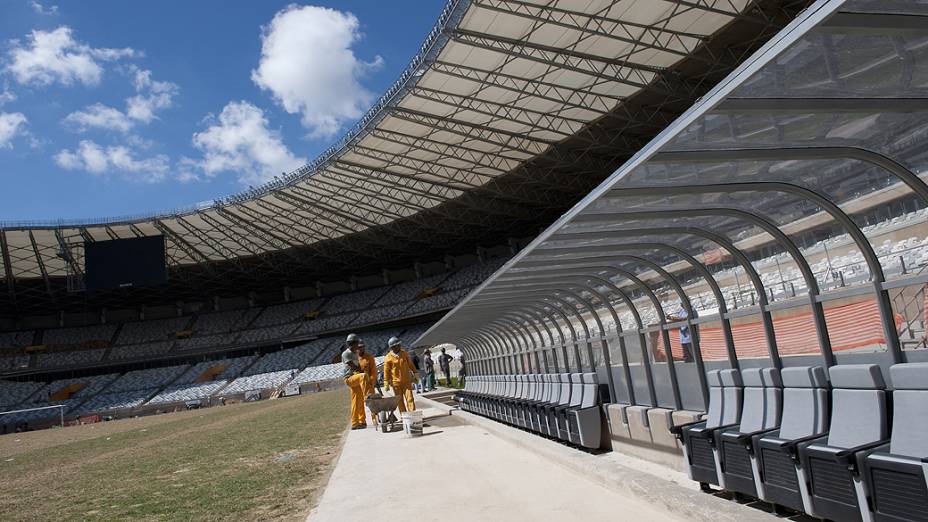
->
[0, 389, 349, 521]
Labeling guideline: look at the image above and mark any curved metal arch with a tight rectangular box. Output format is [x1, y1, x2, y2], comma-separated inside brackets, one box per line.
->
[495, 317, 538, 374]
[494, 314, 538, 359]
[521, 304, 566, 373]
[508, 258, 709, 406]
[499, 285, 617, 400]
[472, 294, 582, 372]
[478, 291, 591, 372]
[586, 207, 836, 366]
[501, 268, 685, 409]
[608, 180, 903, 360]
[478, 279, 655, 404]
[653, 146, 928, 205]
[472, 329, 507, 373]
[496, 312, 547, 373]
[496, 308, 555, 373]
[549, 225, 781, 368]
[493, 302, 568, 374]
[524, 241, 738, 368]
[484, 322, 522, 373]
[464, 333, 494, 374]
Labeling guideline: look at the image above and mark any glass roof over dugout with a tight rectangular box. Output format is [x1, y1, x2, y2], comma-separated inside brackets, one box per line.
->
[419, 0, 928, 384]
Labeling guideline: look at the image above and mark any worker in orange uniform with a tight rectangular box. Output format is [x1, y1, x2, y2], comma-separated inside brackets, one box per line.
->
[356, 340, 381, 424]
[383, 337, 418, 412]
[343, 333, 373, 430]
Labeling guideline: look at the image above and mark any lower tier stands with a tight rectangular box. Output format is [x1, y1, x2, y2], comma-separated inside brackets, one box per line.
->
[222, 370, 295, 395]
[0, 323, 430, 430]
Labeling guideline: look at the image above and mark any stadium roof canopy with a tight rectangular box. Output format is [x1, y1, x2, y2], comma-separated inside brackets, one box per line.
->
[417, 0, 928, 377]
[0, 0, 811, 313]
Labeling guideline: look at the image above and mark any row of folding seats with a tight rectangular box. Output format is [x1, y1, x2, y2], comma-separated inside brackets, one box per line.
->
[674, 363, 928, 522]
[458, 373, 603, 449]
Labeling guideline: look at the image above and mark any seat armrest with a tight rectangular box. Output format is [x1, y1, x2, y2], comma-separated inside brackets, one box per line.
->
[777, 433, 828, 461]
[670, 419, 705, 437]
[691, 422, 737, 438]
[727, 427, 780, 454]
[833, 439, 891, 470]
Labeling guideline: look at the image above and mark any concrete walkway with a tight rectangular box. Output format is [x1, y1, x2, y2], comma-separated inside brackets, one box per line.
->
[308, 407, 686, 521]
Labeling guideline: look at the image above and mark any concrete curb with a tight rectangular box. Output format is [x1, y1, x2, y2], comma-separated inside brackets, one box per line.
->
[416, 395, 775, 522]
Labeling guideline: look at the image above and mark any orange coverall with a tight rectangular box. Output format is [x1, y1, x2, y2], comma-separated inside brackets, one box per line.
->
[383, 348, 417, 412]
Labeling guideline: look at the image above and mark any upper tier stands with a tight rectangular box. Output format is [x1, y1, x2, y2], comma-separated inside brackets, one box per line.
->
[250, 299, 325, 328]
[42, 324, 115, 346]
[0, 331, 34, 351]
[116, 317, 190, 345]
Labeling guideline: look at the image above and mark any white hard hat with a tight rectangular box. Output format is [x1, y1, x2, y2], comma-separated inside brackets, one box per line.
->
[346, 333, 360, 344]
[388, 337, 401, 348]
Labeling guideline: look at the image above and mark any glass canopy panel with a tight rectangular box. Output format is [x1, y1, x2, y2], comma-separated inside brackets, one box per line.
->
[733, 29, 928, 99]
[582, 190, 889, 293]
[537, 232, 753, 312]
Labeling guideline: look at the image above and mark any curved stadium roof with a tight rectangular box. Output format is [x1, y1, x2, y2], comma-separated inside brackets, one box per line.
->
[0, 0, 810, 312]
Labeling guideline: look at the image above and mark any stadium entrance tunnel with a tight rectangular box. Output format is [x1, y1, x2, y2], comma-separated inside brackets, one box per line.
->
[419, 2, 928, 521]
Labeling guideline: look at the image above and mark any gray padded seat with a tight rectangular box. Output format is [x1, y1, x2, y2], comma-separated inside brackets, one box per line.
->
[717, 367, 782, 495]
[543, 374, 571, 438]
[801, 364, 888, 522]
[864, 362, 928, 522]
[755, 366, 828, 513]
[675, 369, 743, 488]
[555, 374, 583, 440]
[565, 373, 602, 448]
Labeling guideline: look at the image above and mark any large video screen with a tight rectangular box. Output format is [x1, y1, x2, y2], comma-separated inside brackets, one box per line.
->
[85, 236, 167, 291]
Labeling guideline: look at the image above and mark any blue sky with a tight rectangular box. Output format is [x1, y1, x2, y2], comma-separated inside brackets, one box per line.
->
[0, 0, 444, 221]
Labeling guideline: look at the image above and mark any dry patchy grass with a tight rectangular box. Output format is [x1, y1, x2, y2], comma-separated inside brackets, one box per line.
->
[0, 389, 349, 521]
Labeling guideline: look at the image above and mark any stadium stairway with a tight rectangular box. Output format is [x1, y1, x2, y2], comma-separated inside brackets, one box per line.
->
[423, 389, 456, 407]
[101, 323, 121, 362]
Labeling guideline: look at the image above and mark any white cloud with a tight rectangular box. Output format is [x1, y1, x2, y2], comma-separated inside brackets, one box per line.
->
[6, 26, 136, 87]
[0, 90, 14, 106]
[62, 67, 177, 132]
[251, 5, 383, 138]
[0, 112, 27, 148]
[189, 100, 305, 185]
[29, 1, 58, 15]
[54, 139, 169, 181]
[63, 103, 133, 132]
[125, 66, 178, 123]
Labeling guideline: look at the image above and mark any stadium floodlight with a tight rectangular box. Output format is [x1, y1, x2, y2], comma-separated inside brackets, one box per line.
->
[0, 404, 67, 430]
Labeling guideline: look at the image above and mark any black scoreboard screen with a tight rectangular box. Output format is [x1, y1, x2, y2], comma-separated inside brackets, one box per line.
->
[85, 235, 167, 291]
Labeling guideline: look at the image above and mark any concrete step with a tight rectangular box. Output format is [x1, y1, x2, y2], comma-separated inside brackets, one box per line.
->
[422, 390, 457, 406]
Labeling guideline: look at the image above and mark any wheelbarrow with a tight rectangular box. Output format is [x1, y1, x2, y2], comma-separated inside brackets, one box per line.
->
[365, 395, 402, 433]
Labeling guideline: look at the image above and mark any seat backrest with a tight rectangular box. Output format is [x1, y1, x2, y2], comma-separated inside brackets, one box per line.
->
[569, 373, 583, 407]
[738, 368, 781, 433]
[580, 373, 598, 408]
[827, 364, 887, 448]
[779, 366, 828, 440]
[762, 368, 783, 428]
[889, 363, 928, 457]
[719, 369, 743, 426]
[705, 369, 724, 428]
[548, 373, 561, 404]
[558, 373, 571, 405]
[542, 375, 553, 401]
